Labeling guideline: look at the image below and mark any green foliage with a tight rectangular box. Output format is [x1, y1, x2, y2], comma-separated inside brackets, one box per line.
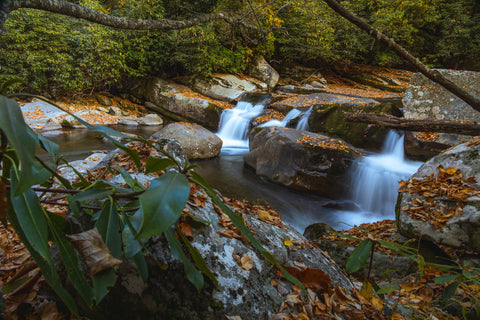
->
[0, 94, 303, 315]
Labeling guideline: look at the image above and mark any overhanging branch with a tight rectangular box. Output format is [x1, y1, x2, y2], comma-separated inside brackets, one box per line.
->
[345, 112, 480, 136]
[322, 0, 480, 112]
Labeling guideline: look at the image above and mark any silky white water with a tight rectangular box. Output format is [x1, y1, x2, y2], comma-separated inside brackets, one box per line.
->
[349, 130, 422, 215]
[259, 108, 302, 128]
[216, 96, 270, 155]
[296, 106, 313, 131]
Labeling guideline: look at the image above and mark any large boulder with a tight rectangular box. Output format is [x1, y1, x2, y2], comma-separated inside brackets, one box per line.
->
[130, 77, 227, 130]
[151, 122, 222, 159]
[65, 145, 353, 320]
[271, 93, 401, 150]
[402, 70, 480, 151]
[190, 74, 267, 103]
[396, 138, 480, 252]
[248, 56, 279, 92]
[244, 126, 362, 199]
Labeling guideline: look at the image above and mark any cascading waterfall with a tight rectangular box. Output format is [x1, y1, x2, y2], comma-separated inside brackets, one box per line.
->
[216, 94, 270, 155]
[349, 130, 422, 216]
[259, 108, 302, 127]
[296, 106, 313, 131]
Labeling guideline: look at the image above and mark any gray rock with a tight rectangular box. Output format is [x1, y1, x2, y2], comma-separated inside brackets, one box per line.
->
[396, 139, 480, 252]
[191, 74, 267, 103]
[244, 126, 361, 199]
[138, 113, 163, 126]
[151, 123, 222, 159]
[63, 147, 353, 320]
[248, 56, 280, 92]
[95, 95, 113, 107]
[131, 77, 223, 130]
[402, 69, 480, 148]
[306, 98, 402, 150]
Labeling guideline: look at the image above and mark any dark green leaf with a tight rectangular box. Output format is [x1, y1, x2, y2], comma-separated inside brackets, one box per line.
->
[95, 200, 122, 259]
[0, 96, 51, 194]
[346, 239, 373, 274]
[132, 252, 148, 281]
[9, 167, 50, 261]
[434, 274, 458, 284]
[116, 166, 143, 191]
[442, 280, 460, 301]
[376, 284, 397, 295]
[145, 157, 177, 174]
[177, 225, 218, 289]
[136, 172, 190, 240]
[92, 268, 118, 303]
[46, 212, 94, 306]
[165, 229, 204, 292]
[122, 210, 143, 259]
[6, 205, 78, 315]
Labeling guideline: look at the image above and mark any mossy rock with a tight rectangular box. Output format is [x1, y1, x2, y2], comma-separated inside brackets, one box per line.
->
[309, 102, 402, 150]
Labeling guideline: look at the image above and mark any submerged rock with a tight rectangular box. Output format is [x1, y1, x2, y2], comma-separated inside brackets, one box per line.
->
[151, 122, 222, 159]
[396, 138, 480, 252]
[244, 126, 361, 199]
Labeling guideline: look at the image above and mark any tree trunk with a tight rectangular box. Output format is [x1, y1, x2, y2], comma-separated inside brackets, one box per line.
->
[344, 112, 480, 136]
[322, 0, 480, 112]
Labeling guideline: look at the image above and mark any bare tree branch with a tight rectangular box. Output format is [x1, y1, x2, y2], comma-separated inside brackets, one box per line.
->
[322, 0, 480, 112]
[345, 112, 480, 136]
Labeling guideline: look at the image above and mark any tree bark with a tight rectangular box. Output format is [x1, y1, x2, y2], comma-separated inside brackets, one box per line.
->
[322, 0, 480, 113]
[2, 0, 264, 34]
[344, 112, 480, 136]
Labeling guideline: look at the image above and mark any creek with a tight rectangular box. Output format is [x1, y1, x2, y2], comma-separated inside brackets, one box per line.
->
[39, 97, 422, 233]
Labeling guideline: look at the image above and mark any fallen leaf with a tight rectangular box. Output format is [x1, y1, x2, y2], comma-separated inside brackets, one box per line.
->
[284, 237, 293, 246]
[240, 254, 254, 271]
[278, 265, 332, 293]
[67, 228, 122, 275]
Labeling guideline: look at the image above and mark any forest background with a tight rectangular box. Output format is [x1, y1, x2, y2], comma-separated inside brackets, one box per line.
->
[1, 0, 479, 97]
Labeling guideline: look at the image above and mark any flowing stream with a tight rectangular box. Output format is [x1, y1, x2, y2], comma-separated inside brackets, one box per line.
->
[42, 96, 423, 232]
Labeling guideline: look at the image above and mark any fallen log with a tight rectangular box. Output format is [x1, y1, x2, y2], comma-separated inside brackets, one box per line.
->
[344, 112, 480, 136]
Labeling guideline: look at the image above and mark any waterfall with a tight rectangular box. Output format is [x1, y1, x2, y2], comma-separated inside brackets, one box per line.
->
[296, 106, 313, 131]
[349, 130, 422, 216]
[216, 95, 270, 155]
[259, 108, 302, 127]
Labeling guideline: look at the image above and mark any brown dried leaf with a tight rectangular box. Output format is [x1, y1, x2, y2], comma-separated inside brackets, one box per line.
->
[67, 228, 122, 275]
[240, 254, 254, 271]
[278, 265, 332, 293]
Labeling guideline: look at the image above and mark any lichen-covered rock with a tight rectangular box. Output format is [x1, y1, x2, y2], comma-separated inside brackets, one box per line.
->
[244, 126, 362, 199]
[248, 56, 279, 92]
[130, 77, 225, 130]
[64, 147, 353, 320]
[95, 190, 352, 320]
[151, 123, 222, 159]
[396, 138, 480, 252]
[402, 69, 480, 149]
[190, 74, 267, 103]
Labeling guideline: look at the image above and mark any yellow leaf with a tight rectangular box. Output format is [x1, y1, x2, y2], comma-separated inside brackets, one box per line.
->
[360, 280, 373, 301]
[372, 296, 384, 311]
[284, 237, 293, 246]
[439, 166, 457, 175]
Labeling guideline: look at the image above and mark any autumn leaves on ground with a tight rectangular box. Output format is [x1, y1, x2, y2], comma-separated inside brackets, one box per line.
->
[1, 65, 479, 320]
